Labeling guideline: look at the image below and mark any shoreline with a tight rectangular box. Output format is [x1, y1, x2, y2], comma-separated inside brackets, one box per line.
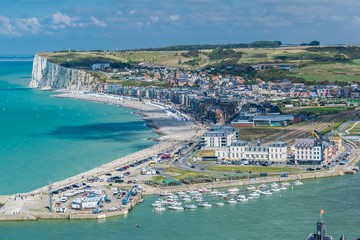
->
[0, 90, 205, 221]
[0, 91, 359, 222]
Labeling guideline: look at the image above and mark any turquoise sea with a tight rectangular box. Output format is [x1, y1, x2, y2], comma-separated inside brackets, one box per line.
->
[0, 60, 156, 194]
[0, 61, 359, 240]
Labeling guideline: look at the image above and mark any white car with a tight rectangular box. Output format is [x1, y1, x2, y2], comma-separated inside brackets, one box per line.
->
[133, 179, 138, 183]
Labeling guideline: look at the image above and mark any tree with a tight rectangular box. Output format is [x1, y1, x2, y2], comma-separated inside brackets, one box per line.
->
[308, 40, 320, 46]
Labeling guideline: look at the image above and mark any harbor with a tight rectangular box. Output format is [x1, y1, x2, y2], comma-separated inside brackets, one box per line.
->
[0, 91, 359, 222]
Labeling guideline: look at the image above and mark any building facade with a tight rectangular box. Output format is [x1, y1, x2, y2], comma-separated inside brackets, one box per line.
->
[201, 126, 239, 149]
[215, 140, 288, 163]
[294, 138, 324, 164]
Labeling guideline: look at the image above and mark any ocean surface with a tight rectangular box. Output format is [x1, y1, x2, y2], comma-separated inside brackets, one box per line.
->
[0, 60, 156, 194]
[0, 61, 359, 240]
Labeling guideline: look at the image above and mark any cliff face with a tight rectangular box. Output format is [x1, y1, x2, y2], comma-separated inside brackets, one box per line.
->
[30, 55, 99, 91]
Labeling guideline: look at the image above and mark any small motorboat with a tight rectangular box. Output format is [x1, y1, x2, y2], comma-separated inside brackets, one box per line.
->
[153, 207, 166, 212]
[215, 202, 224, 206]
[227, 199, 237, 204]
[199, 202, 212, 208]
[185, 204, 197, 209]
[293, 180, 304, 186]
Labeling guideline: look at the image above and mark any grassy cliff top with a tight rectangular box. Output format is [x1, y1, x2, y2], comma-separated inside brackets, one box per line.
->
[38, 45, 360, 83]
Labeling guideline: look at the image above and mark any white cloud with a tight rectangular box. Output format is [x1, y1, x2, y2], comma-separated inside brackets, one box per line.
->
[15, 17, 41, 33]
[91, 16, 107, 27]
[352, 16, 360, 24]
[150, 16, 159, 22]
[0, 15, 15, 36]
[129, 10, 137, 15]
[169, 15, 180, 21]
[52, 11, 73, 26]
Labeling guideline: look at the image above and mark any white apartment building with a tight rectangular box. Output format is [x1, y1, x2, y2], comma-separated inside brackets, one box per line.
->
[294, 138, 323, 164]
[268, 141, 288, 162]
[201, 126, 239, 149]
[215, 140, 288, 163]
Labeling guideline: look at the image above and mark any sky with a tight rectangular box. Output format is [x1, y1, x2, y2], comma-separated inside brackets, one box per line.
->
[0, 0, 360, 54]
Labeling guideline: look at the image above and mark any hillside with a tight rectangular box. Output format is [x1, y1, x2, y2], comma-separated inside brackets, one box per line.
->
[38, 45, 360, 84]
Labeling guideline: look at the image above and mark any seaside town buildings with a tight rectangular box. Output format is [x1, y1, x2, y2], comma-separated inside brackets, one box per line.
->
[96, 63, 359, 126]
[199, 126, 341, 165]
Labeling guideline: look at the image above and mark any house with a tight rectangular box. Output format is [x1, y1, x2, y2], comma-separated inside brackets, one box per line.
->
[91, 62, 110, 71]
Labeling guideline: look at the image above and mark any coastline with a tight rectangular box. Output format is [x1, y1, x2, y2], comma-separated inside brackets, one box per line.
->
[0, 90, 358, 222]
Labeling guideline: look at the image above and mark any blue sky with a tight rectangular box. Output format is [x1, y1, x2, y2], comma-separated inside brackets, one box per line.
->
[0, 0, 360, 54]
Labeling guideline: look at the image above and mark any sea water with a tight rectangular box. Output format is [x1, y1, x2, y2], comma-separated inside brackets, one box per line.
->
[0, 60, 156, 194]
[0, 60, 359, 240]
[1, 175, 359, 239]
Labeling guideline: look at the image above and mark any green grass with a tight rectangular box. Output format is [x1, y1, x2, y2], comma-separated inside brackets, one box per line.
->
[238, 127, 280, 142]
[205, 165, 299, 173]
[349, 122, 360, 135]
[320, 118, 347, 135]
[285, 107, 349, 116]
[166, 167, 212, 180]
[194, 150, 216, 158]
[152, 176, 166, 182]
[290, 62, 360, 82]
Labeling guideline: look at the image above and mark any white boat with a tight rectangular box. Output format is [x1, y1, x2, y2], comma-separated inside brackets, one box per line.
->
[185, 204, 197, 209]
[215, 202, 224, 206]
[258, 184, 268, 189]
[211, 191, 220, 195]
[168, 205, 184, 211]
[249, 192, 260, 197]
[237, 194, 247, 199]
[169, 202, 182, 206]
[160, 191, 171, 196]
[237, 198, 248, 202]
[227, 199, 237, 204]
[247, 196, 256, 200]
[153, 207, 166, 212]
[227, 188, 239, 194]
[246, 185, 256, 191]
[261, 190, 272, 196]
[216, 192, 228, 198]
[271, 188, 281, 192]
[293, 180, 304, 186]
[198, 187, 210, 193]
[281, 182, 290, 187]
[270, 183, 279, 188]
[199, 202, 212, 208]
[182, 197, 192, 202]
[279, 186, 287, 191]
[176, 191, 186, 196]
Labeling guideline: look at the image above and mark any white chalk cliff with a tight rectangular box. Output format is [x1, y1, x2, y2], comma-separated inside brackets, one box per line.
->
[30, 55, 99, 91]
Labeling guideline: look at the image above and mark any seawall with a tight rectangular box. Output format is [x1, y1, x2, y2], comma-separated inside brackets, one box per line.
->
[30, 55, 99, 91]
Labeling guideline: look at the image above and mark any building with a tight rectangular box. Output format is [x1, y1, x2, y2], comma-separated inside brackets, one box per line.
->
[201, 126, 239, 149]
[294, 138, 324, 164]
[91, 62, 110, 71]
[253, 115, 294, 127]
[215, 140, 288, 163]
[268, 141, 288, 162]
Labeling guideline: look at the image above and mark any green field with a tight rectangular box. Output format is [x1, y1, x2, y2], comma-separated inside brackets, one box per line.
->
[205, 165, 299, 173]
[290, 61, 360, 82]
[238, 127, 280, 142]
[349, 122, 360, 135]
[285, 107, 350, 116]
[39, 46, 360, 83]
